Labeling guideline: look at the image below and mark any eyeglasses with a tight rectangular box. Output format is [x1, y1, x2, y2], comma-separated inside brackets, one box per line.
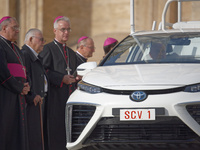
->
[7, 26, 20, 31]
[84, 45, 96, 50]
[32, 36, 46, 42]
[57, 28, 72, 33]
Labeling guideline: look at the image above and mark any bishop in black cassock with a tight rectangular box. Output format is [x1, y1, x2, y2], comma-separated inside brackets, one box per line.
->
[39, 39, 78, 150]
[0, 16, 30, 150]
[0, 37, 29, 150]
[76, 36, 95, 67]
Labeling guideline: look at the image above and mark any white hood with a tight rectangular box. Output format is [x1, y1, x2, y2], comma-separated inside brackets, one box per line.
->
[82, 64, 200, 90]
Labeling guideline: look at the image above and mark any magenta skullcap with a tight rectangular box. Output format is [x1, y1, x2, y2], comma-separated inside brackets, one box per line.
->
[54, 16, 63, 23]
[78, 36, 88, 43]
[104, 37, 118, 46]
[0, 16, 11, 24]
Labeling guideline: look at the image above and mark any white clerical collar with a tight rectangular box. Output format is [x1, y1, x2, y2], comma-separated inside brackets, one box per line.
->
[0, 35, 7, 40]
[26, 44, 38, 58]
[0, 35, 10, 42]
[54, 38, 66, 47]
[76, 51, 86, 59]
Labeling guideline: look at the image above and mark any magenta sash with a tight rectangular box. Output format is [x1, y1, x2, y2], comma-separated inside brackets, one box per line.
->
[7, 63, 26, 79]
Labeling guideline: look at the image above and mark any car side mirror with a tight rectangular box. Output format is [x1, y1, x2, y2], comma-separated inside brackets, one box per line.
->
[77, 62, 97, 76]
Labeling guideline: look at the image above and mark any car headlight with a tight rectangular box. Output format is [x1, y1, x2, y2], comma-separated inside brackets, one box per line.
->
[184, 83, 200, 92]
[78, 80, 102, 94]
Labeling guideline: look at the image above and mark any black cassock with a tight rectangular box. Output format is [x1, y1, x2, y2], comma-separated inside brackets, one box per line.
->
[76, 52, 87, 67]
[39, 40, 78, 150]
[0, 37, 28, 150]
[21, 45, 49, 150]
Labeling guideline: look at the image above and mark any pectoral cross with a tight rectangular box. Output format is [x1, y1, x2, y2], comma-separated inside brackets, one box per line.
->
[22, 67, 26, 71]
[22, 67, 27, 78]
[66, 66, 72, 75]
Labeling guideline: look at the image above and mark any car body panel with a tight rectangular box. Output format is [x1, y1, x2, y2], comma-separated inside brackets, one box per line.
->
[82, 64, 200, 90]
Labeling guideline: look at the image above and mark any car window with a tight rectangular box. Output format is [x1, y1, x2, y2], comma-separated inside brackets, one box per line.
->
[103, 33, 200, 66]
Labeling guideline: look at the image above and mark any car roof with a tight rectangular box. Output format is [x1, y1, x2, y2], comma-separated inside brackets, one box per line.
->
[131, 28, 200, 36]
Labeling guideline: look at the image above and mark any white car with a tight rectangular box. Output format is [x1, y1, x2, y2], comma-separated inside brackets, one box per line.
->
[66, 0, 200, 149]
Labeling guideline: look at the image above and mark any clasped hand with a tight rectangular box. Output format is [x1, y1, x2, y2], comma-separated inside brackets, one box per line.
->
[21, 82, 30, 95]
[62, 75, 82, 85]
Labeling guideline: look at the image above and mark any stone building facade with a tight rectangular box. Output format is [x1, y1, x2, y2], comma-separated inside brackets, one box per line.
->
[1, 0, 200, 62]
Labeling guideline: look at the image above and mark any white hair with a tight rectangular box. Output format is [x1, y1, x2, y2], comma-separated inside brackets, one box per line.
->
[0, 17, 16, 31]
[24, 28, 42, 43]
[53, 16, 71, 29]
[77, 38, 89, 49]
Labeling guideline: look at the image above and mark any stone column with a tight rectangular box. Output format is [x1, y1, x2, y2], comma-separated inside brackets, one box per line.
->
[19, 0, 43, 47]
[0, 0, 9, 17]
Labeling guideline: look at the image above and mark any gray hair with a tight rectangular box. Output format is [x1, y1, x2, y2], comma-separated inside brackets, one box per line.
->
[53, 16, 71, 29]
[24, 28, 42, 43]
[0, 17, 16, 31]
[77, 37, 90, 49]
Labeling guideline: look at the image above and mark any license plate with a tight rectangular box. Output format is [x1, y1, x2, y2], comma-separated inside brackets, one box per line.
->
[120, 109, 155, 121]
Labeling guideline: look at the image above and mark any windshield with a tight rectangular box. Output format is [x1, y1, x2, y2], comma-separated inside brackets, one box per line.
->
[102, 33, 200, 66]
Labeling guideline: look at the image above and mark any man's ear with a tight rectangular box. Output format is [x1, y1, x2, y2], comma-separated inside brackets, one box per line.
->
[29, 37, 33, 42]
[2, 25, 7, 32]
[53, 28, 57, 34]
[80, 45, 84, 50]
